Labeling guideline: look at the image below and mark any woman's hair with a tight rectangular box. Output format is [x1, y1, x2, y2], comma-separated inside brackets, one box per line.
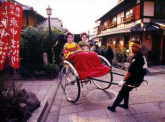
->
[67, 32, 73, 37]
[80, 32, 88, 38]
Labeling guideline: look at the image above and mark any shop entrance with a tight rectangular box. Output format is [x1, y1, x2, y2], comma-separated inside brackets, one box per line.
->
[152, 33, 161, 65]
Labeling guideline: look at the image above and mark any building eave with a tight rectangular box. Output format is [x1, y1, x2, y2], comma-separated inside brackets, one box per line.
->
[97, 27, 131, 38]
[13, 0, 45, 20]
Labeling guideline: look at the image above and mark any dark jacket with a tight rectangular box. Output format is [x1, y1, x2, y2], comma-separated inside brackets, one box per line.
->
[125, 51, 146, 87]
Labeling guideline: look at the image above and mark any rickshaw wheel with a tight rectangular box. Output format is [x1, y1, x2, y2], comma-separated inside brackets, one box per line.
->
[60, 61, 81, 103]
[92, 55, 113, 90]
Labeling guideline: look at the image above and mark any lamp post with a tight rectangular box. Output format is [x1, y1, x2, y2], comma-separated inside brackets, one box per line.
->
[46, 6, 52, 40]
[46, 6, 52, 63]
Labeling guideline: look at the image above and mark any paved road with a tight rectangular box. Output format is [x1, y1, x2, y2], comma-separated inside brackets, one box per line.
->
[46, 67, 165, 122]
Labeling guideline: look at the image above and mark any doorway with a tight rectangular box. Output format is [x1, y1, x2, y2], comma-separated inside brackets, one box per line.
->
[152, 32, 161, 65]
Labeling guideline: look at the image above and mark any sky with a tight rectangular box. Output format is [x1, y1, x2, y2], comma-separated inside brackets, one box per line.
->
[17, 0, 117, 34]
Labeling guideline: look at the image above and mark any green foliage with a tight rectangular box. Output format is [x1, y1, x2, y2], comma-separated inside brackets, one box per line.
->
[20, 26, 62, 78]
[20, 27, 43, 71]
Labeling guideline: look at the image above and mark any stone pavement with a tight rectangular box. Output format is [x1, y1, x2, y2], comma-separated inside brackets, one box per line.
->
[45, 67, 165, 122]
[147, 65, 165, 74]
[115, 62, 165, 75]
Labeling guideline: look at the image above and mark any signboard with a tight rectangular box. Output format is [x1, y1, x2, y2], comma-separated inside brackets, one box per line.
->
[0, 1, 23, 70]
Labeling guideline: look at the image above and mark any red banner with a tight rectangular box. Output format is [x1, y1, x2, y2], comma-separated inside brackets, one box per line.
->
[0, 1, 23, 70]
[133, 5, 141, 20]
[0, 2, 9, 70]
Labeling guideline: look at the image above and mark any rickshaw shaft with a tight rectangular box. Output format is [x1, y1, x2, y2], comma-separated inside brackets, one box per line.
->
[89, 78, 119, 85]
[112, 72, 125, 76]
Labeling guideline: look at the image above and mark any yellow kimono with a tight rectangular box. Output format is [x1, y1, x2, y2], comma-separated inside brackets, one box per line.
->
[63, 42, 79, 58]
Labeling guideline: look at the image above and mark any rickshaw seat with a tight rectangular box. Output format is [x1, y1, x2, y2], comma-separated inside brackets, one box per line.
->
[68, 51, 111, 80]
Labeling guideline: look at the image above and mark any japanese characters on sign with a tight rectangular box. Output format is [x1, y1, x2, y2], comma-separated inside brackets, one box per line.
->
[0, 1, 23, 70]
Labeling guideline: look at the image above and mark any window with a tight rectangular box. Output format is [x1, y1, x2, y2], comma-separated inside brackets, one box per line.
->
[143, 1, 154, 17]
[112, 17, 117, 23]
[104, 21, 108, 28]
[137, 0, 140, 4]
[126, 9, 133, 17]
[123, 9, 134, 23]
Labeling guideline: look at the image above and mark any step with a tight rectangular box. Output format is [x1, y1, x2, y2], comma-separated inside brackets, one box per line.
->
[17, 79, 61, 122]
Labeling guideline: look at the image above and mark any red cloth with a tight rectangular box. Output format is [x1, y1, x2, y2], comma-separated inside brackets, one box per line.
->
[0, 2, 23, 70]
[68, 51, 111, 80]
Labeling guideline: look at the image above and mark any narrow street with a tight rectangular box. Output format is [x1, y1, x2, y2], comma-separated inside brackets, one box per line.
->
[45, 67, 165, 122]
[1, 0, 165, 122]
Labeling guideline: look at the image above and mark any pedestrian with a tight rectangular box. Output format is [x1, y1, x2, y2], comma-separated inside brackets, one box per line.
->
[63, 32, 80, 59]
[90, 42, 101, 54]
[107, 40, 147, 112]
[102, 43, 114, 65]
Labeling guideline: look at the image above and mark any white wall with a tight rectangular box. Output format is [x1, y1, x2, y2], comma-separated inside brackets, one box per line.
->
[143, 1, 155, 17]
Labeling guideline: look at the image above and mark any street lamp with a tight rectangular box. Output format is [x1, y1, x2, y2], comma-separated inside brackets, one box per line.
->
[46, 6, 52, 63]
[46, 6, 52, 40]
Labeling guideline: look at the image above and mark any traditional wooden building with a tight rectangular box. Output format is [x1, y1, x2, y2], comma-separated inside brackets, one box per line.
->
[23, 7, 45, 28]
[97, 0, 165, 65]
[14, 0, 45, 28]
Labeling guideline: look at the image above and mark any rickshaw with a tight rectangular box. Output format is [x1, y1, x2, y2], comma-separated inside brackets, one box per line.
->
[59, 51, 119, 103]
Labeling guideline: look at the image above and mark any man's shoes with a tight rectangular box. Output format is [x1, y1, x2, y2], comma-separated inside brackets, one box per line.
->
[107, 106, 116, 112]
[118, 104, 128, 109]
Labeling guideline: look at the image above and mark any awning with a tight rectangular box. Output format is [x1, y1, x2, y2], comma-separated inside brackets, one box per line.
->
[97, 27, 130, 37]
[131, 24, 143, 32]
[155, 22, 165, 30]
[97, 22, 164, 38]
[131, 23, 160, 32]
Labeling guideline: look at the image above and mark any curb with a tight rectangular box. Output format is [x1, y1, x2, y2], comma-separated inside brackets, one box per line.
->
[28, 79, 61, 122]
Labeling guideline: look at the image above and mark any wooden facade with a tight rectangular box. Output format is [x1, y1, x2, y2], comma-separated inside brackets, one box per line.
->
[22, 10, 45, 28]
[97, 0, 165, 65]
[13, 0, 46, 28]
[12, 0, 45, 28]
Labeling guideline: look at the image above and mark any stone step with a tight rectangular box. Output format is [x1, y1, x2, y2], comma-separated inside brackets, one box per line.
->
[16, 79, 61, 122]
[36, 81, 61, 122]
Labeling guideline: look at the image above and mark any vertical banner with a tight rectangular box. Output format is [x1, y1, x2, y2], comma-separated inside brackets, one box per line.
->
[7, 2, 23, 69]
[0, 1, 23, 70]
[0, 2, 9, 70]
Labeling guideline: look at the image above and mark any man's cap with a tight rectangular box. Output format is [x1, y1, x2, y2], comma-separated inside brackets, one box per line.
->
[78, 41, 89, 47]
